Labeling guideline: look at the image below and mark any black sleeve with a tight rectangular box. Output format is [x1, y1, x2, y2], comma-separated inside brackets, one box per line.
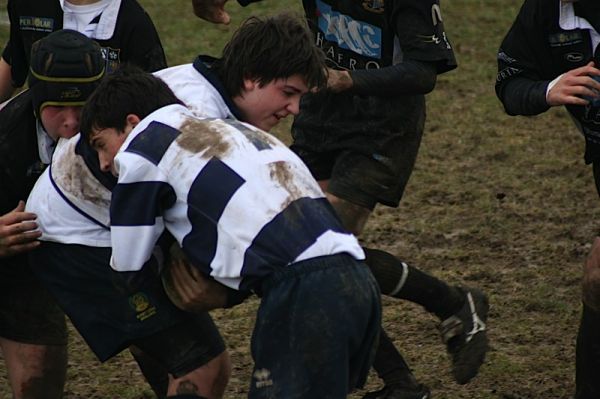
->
[495, 0, 551, 116]
[120, 1, 167, 71]
[391, 0, 457, 74]
[3, 0, 29, 87]
[349, 59, 437, 96]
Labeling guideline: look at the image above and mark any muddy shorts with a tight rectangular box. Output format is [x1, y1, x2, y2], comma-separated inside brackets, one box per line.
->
[29, 241, 225, 376]
[291, 127, 423, 211]
[0, 255, 67, 345]
[249, 254, 381, 399]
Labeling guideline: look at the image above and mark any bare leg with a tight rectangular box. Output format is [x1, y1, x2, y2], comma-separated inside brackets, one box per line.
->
[168, 351, 231, 399]
[0, 337, 67, 399]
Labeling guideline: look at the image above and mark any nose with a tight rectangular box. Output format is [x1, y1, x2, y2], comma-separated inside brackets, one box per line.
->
[286, 96, 301, 116]
[98, 153, 112, 173]
[63, 107, 81, 130]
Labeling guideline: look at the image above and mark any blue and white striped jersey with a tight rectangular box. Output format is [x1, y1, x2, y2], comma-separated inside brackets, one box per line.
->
[110, 104, 364, 291]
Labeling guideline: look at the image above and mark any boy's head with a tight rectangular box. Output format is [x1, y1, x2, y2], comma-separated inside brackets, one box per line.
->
[28, 29, 105, 140]
[214, 13, 327, 131]
[80, 67, 183, 175]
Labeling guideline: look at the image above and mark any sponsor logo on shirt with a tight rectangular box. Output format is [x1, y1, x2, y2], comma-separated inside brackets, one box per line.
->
[316, 0, 382, 59]
[19, 16, 54, 32]
[548, 31, 584, 47]
[565, 52, 584, 62]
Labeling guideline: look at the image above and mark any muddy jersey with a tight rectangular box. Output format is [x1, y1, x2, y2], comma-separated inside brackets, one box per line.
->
[292, 0, 456, 146]
[496, 0, 600, 163]
[109, 104, 364, 292]
[3, 0, 166, 87]
[26, 57, 245, 247]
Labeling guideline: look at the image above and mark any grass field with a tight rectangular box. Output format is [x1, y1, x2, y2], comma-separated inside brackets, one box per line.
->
[0, 0, 598, 398]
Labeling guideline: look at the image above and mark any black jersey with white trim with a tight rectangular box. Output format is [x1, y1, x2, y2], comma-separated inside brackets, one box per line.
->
[495, 0, 600, 163]
[3, 0, 166, 87]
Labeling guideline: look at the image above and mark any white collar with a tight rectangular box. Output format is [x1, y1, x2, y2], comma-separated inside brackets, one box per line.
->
[60, 0, 122, 40]
[559, 1, 600, 50]
[36, 119, 57, 164]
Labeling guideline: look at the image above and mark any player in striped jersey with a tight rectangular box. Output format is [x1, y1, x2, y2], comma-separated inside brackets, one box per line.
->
[80, 67, 381, 399]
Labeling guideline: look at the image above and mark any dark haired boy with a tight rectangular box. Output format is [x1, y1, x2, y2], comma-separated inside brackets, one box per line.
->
[25, 14, 327, 399]
[154, 13, 326, 132]
[80, 68, 381, 399]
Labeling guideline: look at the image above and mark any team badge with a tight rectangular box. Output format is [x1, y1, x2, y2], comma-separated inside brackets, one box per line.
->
[362, 0, 384, 13]
[129, 292, 157, 321]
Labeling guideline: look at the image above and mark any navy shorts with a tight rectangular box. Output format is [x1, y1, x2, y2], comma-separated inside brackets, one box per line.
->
[249, 254, 381, 399]
[0, 255, 67, 345]
[29, 241, 225, 376]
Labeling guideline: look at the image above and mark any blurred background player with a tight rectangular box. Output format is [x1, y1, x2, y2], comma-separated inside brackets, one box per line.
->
[0, 0, 166, 103]
[496, 1, 600, 398]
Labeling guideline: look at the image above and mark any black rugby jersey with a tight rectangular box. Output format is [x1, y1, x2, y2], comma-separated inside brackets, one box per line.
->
[3, 0, 166, 87]
[496, 0, 600, 163]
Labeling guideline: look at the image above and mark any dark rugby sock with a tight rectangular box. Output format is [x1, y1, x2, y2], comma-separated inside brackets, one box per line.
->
[363, 247, 463, 319]
[372, 329, 420, 388]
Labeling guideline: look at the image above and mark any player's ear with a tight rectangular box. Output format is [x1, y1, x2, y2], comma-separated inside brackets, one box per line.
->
[125, 114, 141, 133]
[242, 78, 257, 92]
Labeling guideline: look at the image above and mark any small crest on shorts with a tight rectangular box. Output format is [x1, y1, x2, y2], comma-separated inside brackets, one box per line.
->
[362, 0, 384, 13]
[129, 292, 157, 321]
[253, 368, 274, 389]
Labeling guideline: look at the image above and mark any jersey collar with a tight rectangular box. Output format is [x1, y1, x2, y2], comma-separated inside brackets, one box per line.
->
[60, 0, 121, 40]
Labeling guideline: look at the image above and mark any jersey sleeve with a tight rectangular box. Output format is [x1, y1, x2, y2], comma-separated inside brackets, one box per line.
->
[495, 0, 551, 116]
[391, 0, 457, 74]
[109, 152, 176, 272]
[120, 3, 167, 72]
[3, 0, 29, 87]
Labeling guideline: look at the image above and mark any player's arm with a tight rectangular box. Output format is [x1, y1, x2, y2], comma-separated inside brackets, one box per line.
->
[0, 201, 41, 258]
[162, 244, 250, 312]
[493, 0, 600, 115]
[329, 1, 454, 96]
[0, 57, 16, 103]
[190, 0, 262, 25]
[328, 60, 438, 96]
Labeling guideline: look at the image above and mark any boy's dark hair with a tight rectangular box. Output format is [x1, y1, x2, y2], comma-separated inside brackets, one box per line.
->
[80, 65, 183, 140]
[213, 13, 327, 97]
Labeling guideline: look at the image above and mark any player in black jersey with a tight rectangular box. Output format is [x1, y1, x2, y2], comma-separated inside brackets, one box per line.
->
[497, 1, 600, 398]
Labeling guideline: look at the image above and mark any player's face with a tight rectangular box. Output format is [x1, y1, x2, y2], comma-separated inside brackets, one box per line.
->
[235, 74, 309, 132]
[90, 128, 128, 176]
[40, 105, 82, 140]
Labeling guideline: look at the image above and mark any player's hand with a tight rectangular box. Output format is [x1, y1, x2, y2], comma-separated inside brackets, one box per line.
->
[547, 61, 600, 106]
[326, 68, 353, 93]
[583, 236, 600, 311]
[191, 0, 231, 24]
[162, 245, 229, 312]
[0, 201, 41, 258]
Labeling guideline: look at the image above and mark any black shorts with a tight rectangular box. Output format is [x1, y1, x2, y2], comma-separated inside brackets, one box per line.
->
[249, 254, 381, 398]
[291, 97, 425, 209]
[29, 242, 225, 376]
[0, 255, 67, 345]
